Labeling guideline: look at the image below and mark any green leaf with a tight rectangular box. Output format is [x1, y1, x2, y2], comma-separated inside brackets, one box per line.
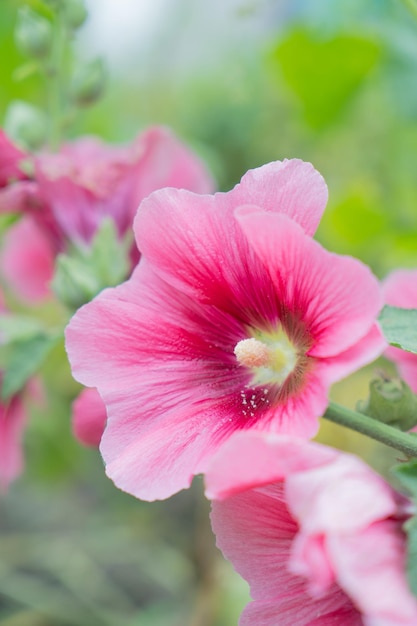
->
[378, 305, 417, 354]
[1, 333, 59, 400]
[90, 217, 130, 286]
[393, 460, 417, 499]
[404, 516, 417, 598]
[268, 28, 380, 128]
[0, 314, 46, 343]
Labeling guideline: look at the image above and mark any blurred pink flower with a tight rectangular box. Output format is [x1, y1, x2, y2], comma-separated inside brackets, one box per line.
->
[72, 387, 107, 447]
[206, 431, 417, 626]
[65, 159, 384, 501]
[0, 130, 28, 187]
[0, 389, 29, 491]
[383, 268, 417, 392]
[0, 290, 42, 490]
[0, 127, 214, 301]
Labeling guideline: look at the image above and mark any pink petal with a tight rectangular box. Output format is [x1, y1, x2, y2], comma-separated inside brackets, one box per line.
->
[0, 216, 55, 301]
[240, 595, 361, 626]
[328, 520, 417, 624]
[134, 159, 326, 307]
[72, 387, 107, 447]
[383, 268, 417, 309]
[318, 323, 386, 384]
[285, 454, 399, 536]
[205, 432, 337, 501]
[289, 533, 335, 597]
[0, 395, 27, 491]
[129, 126, 215, 208]
[102, 403, 230, 501]
[228, 159, 328, 236]
[134, 188, 261, 308]
[250, 366, 328, 439]
[211, 484, 359, 625]
[236, 209, 382, 358]
[0, 180, 40, 214]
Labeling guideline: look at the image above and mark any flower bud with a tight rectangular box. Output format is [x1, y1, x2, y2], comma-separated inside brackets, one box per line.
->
[51, 253, 100, 310]
[4, 101, 47, 152]
[15, 7, 52, 59]
[357, 375, 417, 431]
[70, 58, 106, 106]
[64, 0, 88, 29]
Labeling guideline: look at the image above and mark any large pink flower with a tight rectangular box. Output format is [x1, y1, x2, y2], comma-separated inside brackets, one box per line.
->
[383, 269, 417, 392]
[0, 126, 214, 301]
[206, 432, 417, 626]
[65, 159, 385, 501]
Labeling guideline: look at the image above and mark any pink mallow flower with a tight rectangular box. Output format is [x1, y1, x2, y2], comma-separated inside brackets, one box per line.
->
[206, 431, 417, 626]
[65, 159, 385, 501]
[383, 268, 417, 392]
[0, 126, 214, 301]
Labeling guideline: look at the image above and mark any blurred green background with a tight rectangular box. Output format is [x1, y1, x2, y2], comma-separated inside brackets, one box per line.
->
[1, 0, 417, 624]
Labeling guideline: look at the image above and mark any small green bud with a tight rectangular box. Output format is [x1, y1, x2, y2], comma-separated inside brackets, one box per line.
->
[4, 100, 47, 151]
[15, 7, 52, 59]
[357, 374, 417, 431]
[64, 0, 88, 29]
[71, 58, 106, 107]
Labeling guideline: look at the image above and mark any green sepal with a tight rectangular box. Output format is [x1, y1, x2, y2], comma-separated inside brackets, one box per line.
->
[357, 376, 417, 431]
[378, 305, 417, 354]
[51, 217, 131, 310]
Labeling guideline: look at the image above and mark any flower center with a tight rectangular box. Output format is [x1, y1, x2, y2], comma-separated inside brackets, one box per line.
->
[234, 338, 271, 368]
[234, 328, 298, 386]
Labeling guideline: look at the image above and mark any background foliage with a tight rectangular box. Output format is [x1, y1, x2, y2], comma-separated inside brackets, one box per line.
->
[1, 0, 417, 624]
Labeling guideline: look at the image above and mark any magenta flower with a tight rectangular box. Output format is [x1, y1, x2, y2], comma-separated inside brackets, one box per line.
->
[206, 432, 417, 626]
[65, 159, 384, 501]
[0, 126, 214, 301]
[383, 268, 417, 392]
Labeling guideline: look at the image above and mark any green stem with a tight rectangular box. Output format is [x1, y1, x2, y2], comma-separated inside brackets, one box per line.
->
[323, 401, 417, 458]
[47, 6, 66, 150]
